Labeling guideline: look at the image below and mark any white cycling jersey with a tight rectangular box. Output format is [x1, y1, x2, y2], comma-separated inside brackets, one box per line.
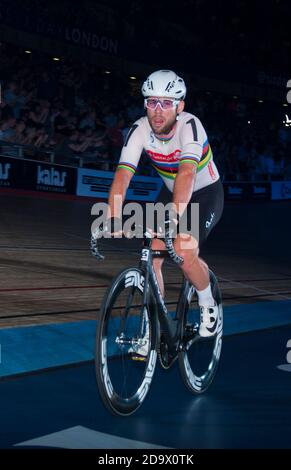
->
[118, 111, 220, 193]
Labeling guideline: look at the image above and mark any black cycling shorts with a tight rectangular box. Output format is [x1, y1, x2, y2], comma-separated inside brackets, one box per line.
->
[158, 179, 224, 247]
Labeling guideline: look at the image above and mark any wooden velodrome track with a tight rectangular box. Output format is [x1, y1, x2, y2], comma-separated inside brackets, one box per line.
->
[1, 189, 291, 451]
[0, 190, 291, 329]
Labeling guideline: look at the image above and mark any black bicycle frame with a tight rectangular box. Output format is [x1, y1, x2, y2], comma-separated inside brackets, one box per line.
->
[138, 233, 190, 355]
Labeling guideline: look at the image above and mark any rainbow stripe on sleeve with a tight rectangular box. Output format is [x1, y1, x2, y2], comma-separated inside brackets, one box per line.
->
[180, 140, 211, 166]
[116, 163, 137, 174]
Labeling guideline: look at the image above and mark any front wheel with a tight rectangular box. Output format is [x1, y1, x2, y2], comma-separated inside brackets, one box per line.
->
[95, 268, 157, 415]
[178, 270, 223, 394]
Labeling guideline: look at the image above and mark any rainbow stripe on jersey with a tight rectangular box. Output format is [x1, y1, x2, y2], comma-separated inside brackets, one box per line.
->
[146, 140, 212, 180]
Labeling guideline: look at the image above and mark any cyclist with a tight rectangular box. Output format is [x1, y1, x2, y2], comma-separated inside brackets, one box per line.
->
[103, 70, 224, 338]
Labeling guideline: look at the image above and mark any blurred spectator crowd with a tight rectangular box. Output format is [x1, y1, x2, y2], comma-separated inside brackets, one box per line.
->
[1, 43, 291, 181]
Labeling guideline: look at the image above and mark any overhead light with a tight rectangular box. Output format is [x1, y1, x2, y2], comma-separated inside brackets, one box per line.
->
[104, 70, 111, 74]
[52, 57, 60, 61]
[283, 103, 288, 107]
[206, 91, 211, 95]
[24, 50, 32, 54]
[233, 95, 238, 99]
[247, 120, 251, 124]
[258, 99, 263, 103]
[129, 76, 137, 80]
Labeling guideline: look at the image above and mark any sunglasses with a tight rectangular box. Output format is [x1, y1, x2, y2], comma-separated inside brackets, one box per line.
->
[144, 98, 180, 110]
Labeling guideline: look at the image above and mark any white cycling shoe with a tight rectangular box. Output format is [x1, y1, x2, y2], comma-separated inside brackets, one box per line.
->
[199, 305, 219, 337]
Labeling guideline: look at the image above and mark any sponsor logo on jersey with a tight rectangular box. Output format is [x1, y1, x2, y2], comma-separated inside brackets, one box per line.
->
[205, 212, 215, 229]
[147, 149, 181, 162]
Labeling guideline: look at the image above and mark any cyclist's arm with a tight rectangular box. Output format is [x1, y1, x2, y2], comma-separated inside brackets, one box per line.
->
[107, 120, 144, 218]
[107, 168, 133, 218]
[172, 115, 205, 215]
[172, 162, 196, 216]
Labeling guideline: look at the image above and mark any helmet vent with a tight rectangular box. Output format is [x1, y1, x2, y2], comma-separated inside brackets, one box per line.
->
[165, 81, 172, 92]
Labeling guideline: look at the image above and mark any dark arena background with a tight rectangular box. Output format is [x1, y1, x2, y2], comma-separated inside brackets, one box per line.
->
[0, 0, 291, 460]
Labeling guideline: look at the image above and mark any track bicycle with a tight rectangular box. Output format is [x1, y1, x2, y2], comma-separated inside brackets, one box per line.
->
[91, 221, 223, 416]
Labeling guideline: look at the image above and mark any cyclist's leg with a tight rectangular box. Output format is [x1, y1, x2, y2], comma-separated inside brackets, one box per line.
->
[152, 180, 223, 303]
[174, 180, 224, 336]
[173, 234, 208, 290]
[174, 179, 224, 288]
[195, 180, 224, 296]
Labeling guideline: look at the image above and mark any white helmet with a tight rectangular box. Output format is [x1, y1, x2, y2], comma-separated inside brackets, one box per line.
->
[141, 70, 186, 100]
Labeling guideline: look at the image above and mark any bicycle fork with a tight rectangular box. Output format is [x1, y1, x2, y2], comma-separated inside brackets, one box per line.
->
[139, 242, 180, 356]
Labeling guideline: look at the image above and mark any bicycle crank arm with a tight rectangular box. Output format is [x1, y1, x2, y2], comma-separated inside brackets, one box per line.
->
[158, 315, 180, 354]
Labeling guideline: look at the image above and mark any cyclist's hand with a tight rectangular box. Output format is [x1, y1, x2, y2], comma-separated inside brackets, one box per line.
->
[92, 217, 123, 239]
[165, 207, 179, 237]
[90, 234, 104, 260]
[105, 217, 123, 236]
[91, 217, 122, 260]
[147, 208, 178, 238]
